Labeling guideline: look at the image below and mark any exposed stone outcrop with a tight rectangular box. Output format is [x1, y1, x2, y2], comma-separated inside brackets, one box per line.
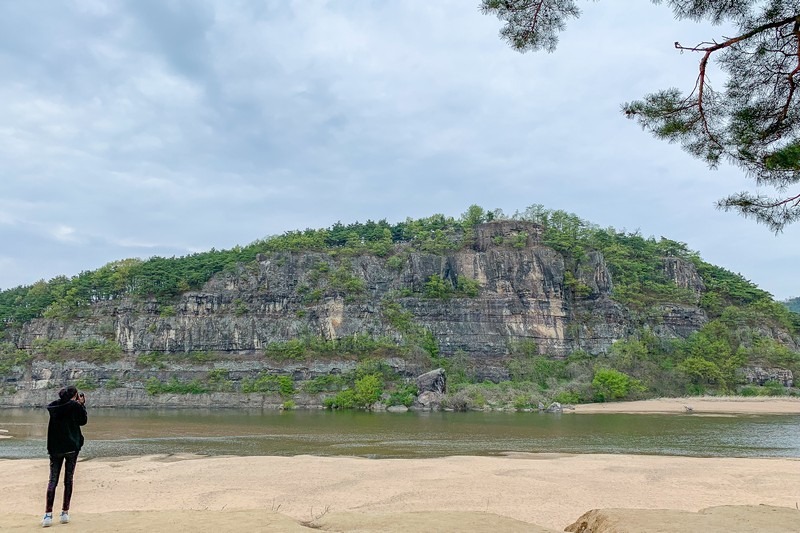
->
[740, 366, 794, 387]
[414, 391, 444, 411]
[11, 223, 711, 364]
[416, 368, 446, 393]
[662, 257, 706, 302]
[576, 251, 613, 297]
[1, 222, 739, 405]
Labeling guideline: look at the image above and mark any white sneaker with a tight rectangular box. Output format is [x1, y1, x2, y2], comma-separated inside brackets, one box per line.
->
[60, 512, 70, 524]
[42, 513, 53, 527]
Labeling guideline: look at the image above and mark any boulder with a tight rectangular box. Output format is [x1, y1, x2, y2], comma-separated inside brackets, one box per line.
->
[416, 368, 446, 394]
[414, 391, 444, 411]
[740, 366, 794, 387]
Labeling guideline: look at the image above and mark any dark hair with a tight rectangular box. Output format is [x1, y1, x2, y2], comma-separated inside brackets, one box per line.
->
[58, 386, 79, 402]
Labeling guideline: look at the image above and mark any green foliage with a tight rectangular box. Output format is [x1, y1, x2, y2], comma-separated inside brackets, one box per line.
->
[264, 339, 306, 360]
[323, 389, 356, 409]
[206, 369, 234, 392]
[455, 276, 481, 297]
[508, 339, 539, 358]
[386, 254, 407, 272]
[328, 263, 365, 297]
[762, 380, 787, 396]
[301, 374, 348, 393]
[104, 376, 123, 390]
[241, 373, 295, 396]
[159, 305, 176, 317]
[264, 334, 400, 361]
[739, 385, 759, 397]
[748, 336, 800, 375]
[0, 343, 31, 376]
[509, 356, 566, 388]
[482, 2, 800, 230]
[146, 377, 208, 395]
[381, 301, 415, 333]
[31, 339, 122, 363]
[419, 329, 440, 359]
[675, 319, 748, 392]
[678, 357, 724, 385]
[424, 274, 452, 299]
[322, 362, 400, 409]
[387, 383, 417, 407]
[187, 351, 217, 363]
[233, 299, 248, 316]
[422, 274, 481, 299]
[460, 204, 488, 229]
[512, 204, 775, 314]
[72, 376, 98, 391]
[137, 352, 168, 368]
[443, 381, 565, 411]
[353, 373, 383, 408]
[511, 231, 528, 248]
[563, 271, 592, 298]
[552, 390, 581, 404]
[439, 350, 475, 387]
[591, 368, 644, 402]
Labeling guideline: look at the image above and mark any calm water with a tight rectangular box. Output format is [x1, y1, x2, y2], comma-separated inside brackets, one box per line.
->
[1, 408, 798, 460]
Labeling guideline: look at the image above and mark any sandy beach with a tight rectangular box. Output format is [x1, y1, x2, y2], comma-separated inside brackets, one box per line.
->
[2, 398, 798, 532]
[572, 396, 800, 415]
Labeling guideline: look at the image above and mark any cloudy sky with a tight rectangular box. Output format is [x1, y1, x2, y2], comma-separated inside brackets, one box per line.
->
[1, 1, 797, 300]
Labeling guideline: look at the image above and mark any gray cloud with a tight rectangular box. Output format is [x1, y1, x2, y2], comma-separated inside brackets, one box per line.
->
[0, 0, 797, 300]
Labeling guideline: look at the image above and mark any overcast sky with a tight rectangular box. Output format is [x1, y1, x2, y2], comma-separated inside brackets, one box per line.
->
[1, 1, 797, 300]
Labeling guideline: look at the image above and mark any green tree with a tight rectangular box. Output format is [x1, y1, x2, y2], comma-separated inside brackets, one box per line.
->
[460, 204, 488, 230]
[481, 1, 800, 230]
[591, 368, 644, 401]
[353, 374, 383, 409]
[424, 274, 452, 299]
[678, 356, 723, 385]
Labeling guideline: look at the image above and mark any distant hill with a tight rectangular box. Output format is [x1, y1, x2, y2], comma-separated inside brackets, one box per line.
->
[1, 205, 798, 409]
[783, 297, 800, 314]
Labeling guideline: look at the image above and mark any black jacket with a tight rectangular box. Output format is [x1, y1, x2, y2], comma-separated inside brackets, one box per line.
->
[46, 399, 87, 455]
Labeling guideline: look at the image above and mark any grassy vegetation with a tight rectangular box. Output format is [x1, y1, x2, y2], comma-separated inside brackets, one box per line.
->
[263, 334, 402, 361]
[136, 351, 219, 368]
[0, 342, 32, 376]
[30, 339, 122, 363]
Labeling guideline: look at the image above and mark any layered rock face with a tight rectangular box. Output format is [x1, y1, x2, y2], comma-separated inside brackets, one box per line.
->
[13, 222, 708, 362]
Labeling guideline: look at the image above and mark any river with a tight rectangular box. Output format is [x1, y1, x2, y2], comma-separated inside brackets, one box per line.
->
[2, 408, 799, 459]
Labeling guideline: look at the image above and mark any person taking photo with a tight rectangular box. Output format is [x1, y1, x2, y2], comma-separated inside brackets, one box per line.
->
[43, 386, 87, 527]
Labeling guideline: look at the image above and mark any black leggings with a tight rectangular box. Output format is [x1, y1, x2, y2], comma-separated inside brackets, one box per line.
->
[46, 451, 78, 513]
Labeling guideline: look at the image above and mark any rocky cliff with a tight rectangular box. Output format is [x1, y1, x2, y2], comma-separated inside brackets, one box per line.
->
[0, 221, 727, 407]
[12, 222, 708, 357]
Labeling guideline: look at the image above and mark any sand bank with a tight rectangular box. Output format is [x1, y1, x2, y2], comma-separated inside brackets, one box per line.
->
[1, 453, 798, 531]
[573, 396, 800, 415]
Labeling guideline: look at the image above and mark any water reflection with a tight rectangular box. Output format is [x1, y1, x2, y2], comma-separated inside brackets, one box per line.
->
[1, 408, 798, 459]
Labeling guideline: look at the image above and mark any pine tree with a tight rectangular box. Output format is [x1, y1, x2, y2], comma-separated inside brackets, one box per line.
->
[481, 1, 800, 231]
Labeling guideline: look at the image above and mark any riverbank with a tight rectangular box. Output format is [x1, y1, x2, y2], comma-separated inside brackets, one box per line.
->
[1, 453, 798, 532]
[573, 396, 800, 415]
